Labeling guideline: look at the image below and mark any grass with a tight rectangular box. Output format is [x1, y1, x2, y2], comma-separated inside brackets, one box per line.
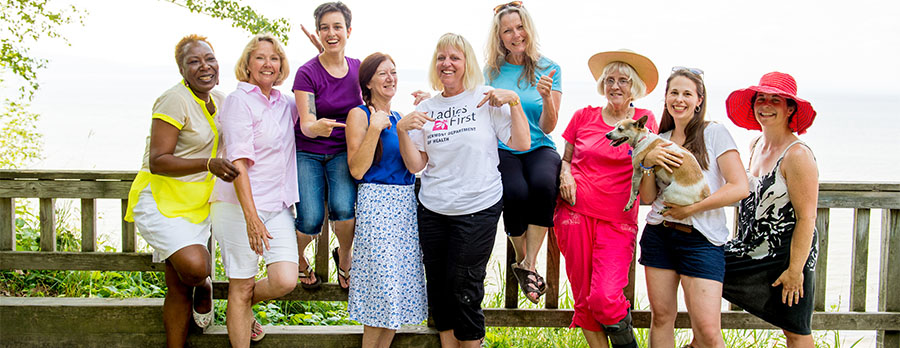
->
[0, 202, 872, 347]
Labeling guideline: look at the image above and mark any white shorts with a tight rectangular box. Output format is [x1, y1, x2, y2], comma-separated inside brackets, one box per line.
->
[210, 202, 298, 279]
[132, 186, 210, 262]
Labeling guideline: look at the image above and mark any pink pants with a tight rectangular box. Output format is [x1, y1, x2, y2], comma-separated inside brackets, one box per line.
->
[553, 204, 637, 331]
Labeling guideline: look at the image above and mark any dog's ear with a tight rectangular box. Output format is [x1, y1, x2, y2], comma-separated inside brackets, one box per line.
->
[636, 115, 648, 129]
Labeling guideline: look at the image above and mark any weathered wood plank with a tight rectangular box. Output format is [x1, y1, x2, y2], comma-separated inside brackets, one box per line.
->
[212, 281, 348, 302]
[504, 239, 518, 309]
[121, 200, 135, 252]
[0, 251, 163, 271]
[81, 198, 97, 252]
[0, 180, 131, 199]
[814, 208, 829, 311]
[315, 211, 330, 283]
[0, 297, 439, 348]
[818, 182, 900, 192]
[545, 228, 560, 309]
[0, 169, 137, 181]
[0, 197, 14, 251]
[878, 209, 900, 347]
[39, 198, 56, 252]
[817, 191, 900, 209]
[850, 208, 870, 312]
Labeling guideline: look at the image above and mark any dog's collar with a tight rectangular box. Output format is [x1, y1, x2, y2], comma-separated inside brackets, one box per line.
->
[637, 135, 648, 143]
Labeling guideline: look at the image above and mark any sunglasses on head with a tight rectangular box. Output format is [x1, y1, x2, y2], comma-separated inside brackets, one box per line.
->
[672, 66, 704, 77]
[494, 1, 523, 14]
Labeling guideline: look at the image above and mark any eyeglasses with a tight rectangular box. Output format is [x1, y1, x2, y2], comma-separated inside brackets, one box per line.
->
[672, 66, 704, 77]
[603, 77, 632, 87]
[493, 1, 523, 14]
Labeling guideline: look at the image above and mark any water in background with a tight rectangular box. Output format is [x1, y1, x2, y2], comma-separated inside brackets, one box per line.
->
[28, 62, 900, 346]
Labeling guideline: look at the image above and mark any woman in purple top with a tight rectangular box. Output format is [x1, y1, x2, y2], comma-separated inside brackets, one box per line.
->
[293, 1, 362, 290]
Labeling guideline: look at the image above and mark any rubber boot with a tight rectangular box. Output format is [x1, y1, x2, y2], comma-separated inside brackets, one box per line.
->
[601, 310, 638, 348]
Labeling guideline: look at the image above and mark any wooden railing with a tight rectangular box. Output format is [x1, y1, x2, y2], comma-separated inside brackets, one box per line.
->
[1, 170, 899, 347]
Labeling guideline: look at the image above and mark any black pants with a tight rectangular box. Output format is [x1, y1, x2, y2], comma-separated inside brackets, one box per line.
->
[418, 200, 501, 341]
[497, 147, 561, 236]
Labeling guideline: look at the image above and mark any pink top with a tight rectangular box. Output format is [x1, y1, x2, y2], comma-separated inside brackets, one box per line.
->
[212, 82, 299, 212]
[561, 106, 657, 224]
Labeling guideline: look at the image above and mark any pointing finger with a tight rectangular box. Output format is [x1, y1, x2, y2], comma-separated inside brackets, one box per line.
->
[477, 92, 492, 108]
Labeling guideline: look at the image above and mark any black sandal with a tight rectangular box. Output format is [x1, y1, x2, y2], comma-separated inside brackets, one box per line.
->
[332, 247, 350, 290]
[511, 263, 546, 304]
[299, 259, 321, 290]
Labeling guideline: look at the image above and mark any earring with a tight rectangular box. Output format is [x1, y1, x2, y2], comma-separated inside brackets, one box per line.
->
[695, 105, 701, 113]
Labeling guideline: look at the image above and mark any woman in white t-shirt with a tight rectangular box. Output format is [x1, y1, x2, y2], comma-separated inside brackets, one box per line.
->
[396, 33, 529, 348]
[637, 68, 749, 348]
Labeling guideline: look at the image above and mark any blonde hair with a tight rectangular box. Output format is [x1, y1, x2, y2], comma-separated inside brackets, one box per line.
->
[596, 61, 647, 100]
[484, 6, 542, 87]
[428, 33, 483, 91]
[174, 34, 214, 71]
[234, 33, 290, 86]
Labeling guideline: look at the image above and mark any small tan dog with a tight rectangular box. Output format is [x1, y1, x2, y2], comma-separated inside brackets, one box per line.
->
[606, 115, 710, 211]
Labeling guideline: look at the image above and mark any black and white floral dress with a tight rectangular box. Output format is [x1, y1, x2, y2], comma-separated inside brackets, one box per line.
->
[723, 140, 818, 335]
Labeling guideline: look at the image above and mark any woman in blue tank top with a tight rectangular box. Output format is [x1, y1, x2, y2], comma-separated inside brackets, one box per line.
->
[344, 52, 427, 348]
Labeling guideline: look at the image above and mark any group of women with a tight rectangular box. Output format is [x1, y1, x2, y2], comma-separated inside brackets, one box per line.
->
[124, 1, 819, 347]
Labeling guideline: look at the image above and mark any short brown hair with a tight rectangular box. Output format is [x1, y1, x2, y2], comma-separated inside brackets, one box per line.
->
[314, 2, 351, 28]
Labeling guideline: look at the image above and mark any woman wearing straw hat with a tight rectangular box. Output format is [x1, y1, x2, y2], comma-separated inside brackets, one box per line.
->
[484, 1, 562, 305]
[637, 68, 749, 348]
[554, 49, 657, 348]
[722, 72, 818, 348]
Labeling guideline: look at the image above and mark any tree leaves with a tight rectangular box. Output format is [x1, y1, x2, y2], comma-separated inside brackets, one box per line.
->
[163, 0, 291, 44]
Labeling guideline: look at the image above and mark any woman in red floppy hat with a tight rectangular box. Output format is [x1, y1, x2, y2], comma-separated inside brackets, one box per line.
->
[722, 72, 819, 347]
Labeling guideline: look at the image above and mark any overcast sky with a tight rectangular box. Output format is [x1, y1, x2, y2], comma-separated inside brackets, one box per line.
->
[18, 0, 900, 176]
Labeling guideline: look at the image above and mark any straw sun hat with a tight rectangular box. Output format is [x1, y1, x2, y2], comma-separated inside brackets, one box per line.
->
[726, 72, 817, 134]
[588, 49, 659, 94]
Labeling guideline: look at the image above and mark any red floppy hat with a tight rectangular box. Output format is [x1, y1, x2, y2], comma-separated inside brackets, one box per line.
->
[726, 72, 817, 134]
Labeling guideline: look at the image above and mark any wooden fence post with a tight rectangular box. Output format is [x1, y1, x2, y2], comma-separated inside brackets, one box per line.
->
[850, 208, 870, 312]
[814, 208, 830, 311]
[81, 198, 97, 252]
[39, 198, 56, 252]
[877, 209, 899, 347]
[0, 198, 14, 251]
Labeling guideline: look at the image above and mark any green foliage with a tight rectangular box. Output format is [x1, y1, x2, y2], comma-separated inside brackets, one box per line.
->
[0, 0, 86, 99]
[0, 99, 43, 169]
[163, 0, 291, 43]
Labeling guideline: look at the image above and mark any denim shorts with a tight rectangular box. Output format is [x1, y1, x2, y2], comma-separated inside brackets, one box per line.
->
[294, 151, 357, 235]
[639, 222, 725, 282]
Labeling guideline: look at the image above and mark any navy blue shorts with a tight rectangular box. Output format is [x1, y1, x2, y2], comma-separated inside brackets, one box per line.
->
[639, 222, 725, 282]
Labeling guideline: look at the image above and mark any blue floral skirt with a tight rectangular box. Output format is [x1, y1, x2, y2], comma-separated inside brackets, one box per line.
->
[349, 183, 427, 329]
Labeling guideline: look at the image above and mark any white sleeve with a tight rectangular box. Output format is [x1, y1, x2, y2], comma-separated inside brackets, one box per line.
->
[709, 122, 739, 159]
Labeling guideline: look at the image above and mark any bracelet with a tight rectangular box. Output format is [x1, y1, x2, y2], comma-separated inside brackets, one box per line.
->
[639, 161, 654, 176]
[507, 98, 520, 107]
[206, 158, 212, 172]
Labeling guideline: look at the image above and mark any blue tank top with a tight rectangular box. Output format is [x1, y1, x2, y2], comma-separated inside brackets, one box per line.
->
[356, 105, 415, 185]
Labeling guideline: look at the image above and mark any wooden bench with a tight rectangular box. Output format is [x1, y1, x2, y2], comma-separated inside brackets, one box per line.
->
[1, 170, 898, 347]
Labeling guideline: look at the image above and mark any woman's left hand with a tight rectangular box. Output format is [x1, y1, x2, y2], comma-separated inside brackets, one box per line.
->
[246, 215, 272, 256]
[661, 202, 696, 220]
[209, 158, 240, 182]
[478, 88, 519, 108]
[773, 268, 805, 306]
[536, 69, 556, 99]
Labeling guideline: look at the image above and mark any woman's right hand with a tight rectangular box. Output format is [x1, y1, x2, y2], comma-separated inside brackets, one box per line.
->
[310, 118, 346, 137]
[559, 170, 577, 206]
[300, 24, 324, 53]
[411, 90, 431, 105]
[397, 111, 434, 132]
[644, 142, 684, 173]
[369, 110, 392, 131]
[208, 158, 239, 182]
[246, 215, 272, 255]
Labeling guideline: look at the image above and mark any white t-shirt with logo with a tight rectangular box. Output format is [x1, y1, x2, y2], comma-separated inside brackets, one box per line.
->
[409, 85, 513, 216]
[645, 122, 739, 246]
